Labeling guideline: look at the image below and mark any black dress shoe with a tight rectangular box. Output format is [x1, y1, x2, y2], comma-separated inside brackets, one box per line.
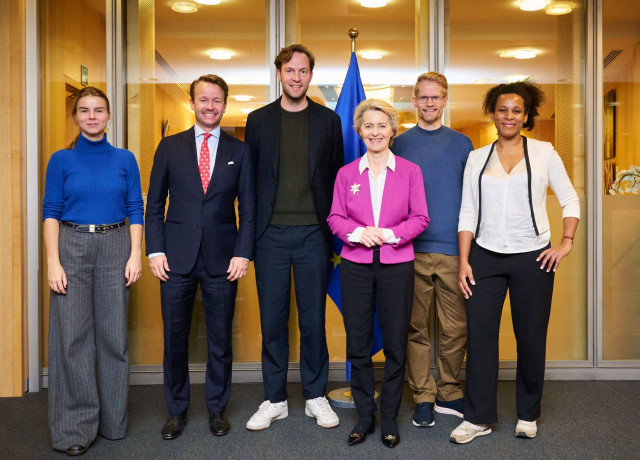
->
[348, 416, 375, 446]
[162, 413, 187, 440]
[209, 412, 230, 436]
[65, 445, 88, 456]
[381, 419, 400, 448]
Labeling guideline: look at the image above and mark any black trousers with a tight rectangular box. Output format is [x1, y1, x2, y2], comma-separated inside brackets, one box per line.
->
[254, 225, 330, 402]
[464, 242, 554, 424]
[341, 250, 414, 420]
[160, 248, 237, 415]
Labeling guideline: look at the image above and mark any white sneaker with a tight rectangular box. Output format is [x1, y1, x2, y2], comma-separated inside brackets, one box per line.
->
[450, 421, 492, 444]
[515, 419, 537, 438]
[246, 400, 288, 431]
[305, 396, 339, 428]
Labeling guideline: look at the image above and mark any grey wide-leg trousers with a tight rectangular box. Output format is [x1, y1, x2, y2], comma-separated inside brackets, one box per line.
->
[48, 225, 130, 451]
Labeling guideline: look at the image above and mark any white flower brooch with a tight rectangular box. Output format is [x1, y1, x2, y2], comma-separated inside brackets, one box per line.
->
[350, 183, 361, 195]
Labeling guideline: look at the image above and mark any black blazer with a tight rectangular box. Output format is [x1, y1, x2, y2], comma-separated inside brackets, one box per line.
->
[244, 97, 344, 246]
[145, 127, 255, 276]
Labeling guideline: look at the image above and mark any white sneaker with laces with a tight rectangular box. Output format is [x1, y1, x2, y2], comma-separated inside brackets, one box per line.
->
[305, 396, 339, 428]
[246, 400, 288, 431]
[515, 419, 537, 438]
[450, 421, 492, 444]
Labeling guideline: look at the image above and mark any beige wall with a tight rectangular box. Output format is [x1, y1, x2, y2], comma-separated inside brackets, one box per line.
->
[0, 0, 27, 397]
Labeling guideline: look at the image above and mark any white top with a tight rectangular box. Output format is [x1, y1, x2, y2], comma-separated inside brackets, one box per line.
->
[459, 137, 580, 255]
[194, 124, 220, 178]
[347, 152, 400, 244]
[476, 153, 550, 253]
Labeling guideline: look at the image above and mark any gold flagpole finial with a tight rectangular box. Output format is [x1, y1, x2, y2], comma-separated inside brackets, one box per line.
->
[349, 28, 359, 53]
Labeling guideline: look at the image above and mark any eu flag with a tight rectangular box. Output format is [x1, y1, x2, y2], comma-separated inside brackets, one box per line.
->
[329, 52, 384, 381]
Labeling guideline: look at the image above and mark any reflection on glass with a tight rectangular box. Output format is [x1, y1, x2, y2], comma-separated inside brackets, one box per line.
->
[446, 0, 587, 361]
[125, 0, 268, 365]
[602, 0, 640, 360]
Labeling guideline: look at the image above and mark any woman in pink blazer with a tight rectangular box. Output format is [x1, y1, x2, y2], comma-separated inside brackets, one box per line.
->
[328, 99, 429, 448]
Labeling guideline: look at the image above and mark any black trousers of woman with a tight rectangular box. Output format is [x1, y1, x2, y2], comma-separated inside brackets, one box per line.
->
[464, 242, 554, 424]
[341, 250, 414, 421]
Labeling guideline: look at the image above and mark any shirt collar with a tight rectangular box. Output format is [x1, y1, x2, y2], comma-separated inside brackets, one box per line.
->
[194, 124, 221, 139]
[358, 150, 396, 175]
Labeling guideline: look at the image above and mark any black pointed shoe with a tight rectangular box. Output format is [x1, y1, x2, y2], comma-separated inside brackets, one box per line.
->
[381, 433, 400, 448]
[162, 413, 187, 440]
[209, 412, 230, 436]
[348, 416, 375, 446]
[381, 419, 400, 448]
[65, 445, 88, 456]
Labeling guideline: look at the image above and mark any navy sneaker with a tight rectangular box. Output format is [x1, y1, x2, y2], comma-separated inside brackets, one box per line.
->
[435, 398, 464, 418]
[412, 402, 435, 427]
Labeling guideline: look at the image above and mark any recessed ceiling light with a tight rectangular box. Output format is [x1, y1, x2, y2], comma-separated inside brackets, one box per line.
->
[514, 49, 537, 59]
[545, 2, 572, 15]
[499, 48, 538, 59]
[361, 0, 387, 7]
[473, 78, 488, 84]
[359, 50, 384, 60]
[506, 75, 531, 83]
[240, 108, 253, 114]
[171, 2, 198, 13]
[233, 95, 253, 102]
[519, 0, 546, 11]
[195, 0, 220, 4]
[209, 49, 233, 60]
[401, 123, 416, 128]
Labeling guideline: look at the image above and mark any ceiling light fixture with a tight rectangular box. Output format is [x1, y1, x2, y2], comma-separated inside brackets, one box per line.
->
[360, 0, 387, 7]
[473, 78, 488, 84]
[240, 108, 253, 114]
[209, 49, 233, 60]
[545, 2, 572, 15]
[506, 75, 531, 83]
[233, 95, 253, 102]
[499, 48, 538, 59]
[519, 0, 546, 11]
[171, 2, 198, 13]
[359, 50, 384, 60]
[195, 0, 221, 4]
[401, 123, 416, 128]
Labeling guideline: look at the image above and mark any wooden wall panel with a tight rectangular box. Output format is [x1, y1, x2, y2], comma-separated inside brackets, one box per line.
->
[0, 0, 26, 397]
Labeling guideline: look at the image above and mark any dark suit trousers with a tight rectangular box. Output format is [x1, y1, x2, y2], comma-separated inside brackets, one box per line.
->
[341, 250, 414, 420]
[161, 248, 236, 415]
[464, 242, 554, 424]
[254, 225, 330, 402]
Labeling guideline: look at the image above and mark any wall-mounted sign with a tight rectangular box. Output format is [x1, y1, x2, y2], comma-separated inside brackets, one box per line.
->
[81, 65, 88, 86]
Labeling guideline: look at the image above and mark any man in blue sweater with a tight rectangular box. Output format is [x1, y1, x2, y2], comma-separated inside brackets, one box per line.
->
[393, 72, 473, 428]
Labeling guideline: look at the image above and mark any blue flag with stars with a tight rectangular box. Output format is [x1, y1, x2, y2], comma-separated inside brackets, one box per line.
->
[329, 52, 384, 382]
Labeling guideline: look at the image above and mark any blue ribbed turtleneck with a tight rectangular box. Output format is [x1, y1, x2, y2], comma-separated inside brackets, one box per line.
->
[42, 133, 144, 225]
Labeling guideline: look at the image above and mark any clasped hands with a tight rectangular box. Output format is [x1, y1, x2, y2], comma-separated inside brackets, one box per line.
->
[360, 226, 385, 248]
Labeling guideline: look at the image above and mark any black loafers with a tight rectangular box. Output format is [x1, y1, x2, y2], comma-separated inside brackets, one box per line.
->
[381, 418, 400, 448]
[162, 413, 187, 440]
[381, 433, 400, 448]
[209, 412, 230, 436]
[348, 416, 375, 446]
[65, 445, 88, 456]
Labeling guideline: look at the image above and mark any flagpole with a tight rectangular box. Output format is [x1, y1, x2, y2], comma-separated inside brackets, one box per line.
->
[327, 27, 380, 410]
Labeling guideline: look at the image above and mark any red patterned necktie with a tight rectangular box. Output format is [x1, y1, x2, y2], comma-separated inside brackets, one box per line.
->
[199, 132, 212, 193]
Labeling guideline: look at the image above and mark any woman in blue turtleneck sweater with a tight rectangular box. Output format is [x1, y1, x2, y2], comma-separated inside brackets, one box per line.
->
[42, 87, 143, 457]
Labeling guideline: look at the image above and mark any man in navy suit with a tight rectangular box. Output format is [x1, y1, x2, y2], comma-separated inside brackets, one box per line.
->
[244, 44, 343, 431]
[145, 74, 255, 439]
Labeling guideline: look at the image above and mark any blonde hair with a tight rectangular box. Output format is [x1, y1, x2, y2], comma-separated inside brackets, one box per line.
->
[353, 99, 399, 145]
[413, 72, 448, 97]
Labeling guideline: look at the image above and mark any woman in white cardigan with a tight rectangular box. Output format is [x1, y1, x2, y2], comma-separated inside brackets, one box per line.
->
[450, 81, 580, 444]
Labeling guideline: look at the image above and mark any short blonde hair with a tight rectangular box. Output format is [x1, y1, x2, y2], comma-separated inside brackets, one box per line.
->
[353, 99, 399, 145]
[413, 72, 448, 97]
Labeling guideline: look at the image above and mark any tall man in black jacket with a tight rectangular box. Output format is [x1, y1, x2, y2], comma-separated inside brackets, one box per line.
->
[244, 44, 343, 431]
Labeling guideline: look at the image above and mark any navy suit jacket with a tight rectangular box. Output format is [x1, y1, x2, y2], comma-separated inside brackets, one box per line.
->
[244, 97, 344, 247]
[145, 126, 255, 276]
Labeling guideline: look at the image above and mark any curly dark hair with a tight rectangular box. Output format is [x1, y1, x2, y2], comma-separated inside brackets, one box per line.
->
[274, 44, 315, 71]
[482, 80, 545, 130]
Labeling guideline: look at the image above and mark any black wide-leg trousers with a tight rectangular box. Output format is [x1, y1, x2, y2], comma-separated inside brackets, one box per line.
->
[464, 242, 554, 424]
[341, 250, 414, 420]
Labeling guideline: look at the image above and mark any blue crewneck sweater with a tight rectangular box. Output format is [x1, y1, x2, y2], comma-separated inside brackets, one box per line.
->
[42, 134, 144, 225]
[393, 125, 473, 255]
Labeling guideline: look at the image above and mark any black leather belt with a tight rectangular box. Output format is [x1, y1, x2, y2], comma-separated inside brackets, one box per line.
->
[60, 220, 126, 233]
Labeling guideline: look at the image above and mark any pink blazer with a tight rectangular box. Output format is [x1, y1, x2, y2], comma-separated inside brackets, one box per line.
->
[328, 155, 429, 264]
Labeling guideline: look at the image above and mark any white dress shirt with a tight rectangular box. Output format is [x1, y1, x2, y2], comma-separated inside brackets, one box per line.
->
[348, 152, 400, 245]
